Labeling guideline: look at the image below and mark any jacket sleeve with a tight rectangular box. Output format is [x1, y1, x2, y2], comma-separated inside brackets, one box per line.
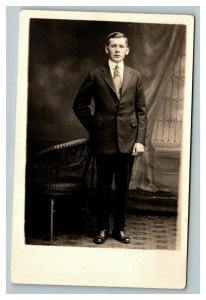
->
[73, 71, 94, 133]
[135, 74, 147, 145]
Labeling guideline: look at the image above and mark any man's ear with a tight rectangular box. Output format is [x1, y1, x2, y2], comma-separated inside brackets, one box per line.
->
[105, 46, 109, 54]
[125, 47, 130, 55]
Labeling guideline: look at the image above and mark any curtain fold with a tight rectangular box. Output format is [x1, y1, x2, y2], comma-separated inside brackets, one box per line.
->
[129, 24, 185, 191]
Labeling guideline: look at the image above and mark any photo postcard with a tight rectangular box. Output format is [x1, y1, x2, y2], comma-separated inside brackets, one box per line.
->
[10, 9, 194, 289]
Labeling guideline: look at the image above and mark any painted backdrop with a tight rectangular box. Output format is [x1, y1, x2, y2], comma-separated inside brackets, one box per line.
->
[27, 18, 186, 192]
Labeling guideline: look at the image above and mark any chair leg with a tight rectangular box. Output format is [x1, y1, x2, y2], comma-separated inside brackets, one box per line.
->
[50, 198, 55, 242]
[84, 197, 92, 234]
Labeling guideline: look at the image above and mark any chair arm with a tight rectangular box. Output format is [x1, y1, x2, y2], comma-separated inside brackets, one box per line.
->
[27, 138, 91, 183]
[33, 138, 89, 161]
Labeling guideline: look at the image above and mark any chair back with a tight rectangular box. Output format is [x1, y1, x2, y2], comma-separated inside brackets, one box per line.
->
[26, 138, 94, 188]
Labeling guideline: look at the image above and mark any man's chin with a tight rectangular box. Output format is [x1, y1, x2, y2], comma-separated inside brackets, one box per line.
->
[111, 58, 123, 63]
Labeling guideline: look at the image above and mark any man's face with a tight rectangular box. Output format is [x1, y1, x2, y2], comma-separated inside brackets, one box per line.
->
[105, 37, 130, 63]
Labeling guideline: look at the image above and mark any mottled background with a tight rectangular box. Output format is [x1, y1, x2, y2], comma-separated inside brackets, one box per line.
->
[27, 19, 184, 141]
[28, 19, 148, 144]
[27, 18, 185, 193]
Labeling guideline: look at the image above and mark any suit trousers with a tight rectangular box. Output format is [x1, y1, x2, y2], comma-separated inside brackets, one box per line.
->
[96, 153, 133, 231]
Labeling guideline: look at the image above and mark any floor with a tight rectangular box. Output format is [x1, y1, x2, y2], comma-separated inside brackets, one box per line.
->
[25, 188, 178, 250]
[26, 212, 178, 250]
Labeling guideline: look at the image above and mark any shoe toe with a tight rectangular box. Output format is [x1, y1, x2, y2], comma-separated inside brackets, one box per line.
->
[121, 236, 130, 244]
[94, 230, 108, 244]
[94, 237, 104, 244]
[113, 230, 130, 244]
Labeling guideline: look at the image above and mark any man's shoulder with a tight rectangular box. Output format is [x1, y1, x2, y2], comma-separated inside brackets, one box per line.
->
[89, 64, 107, 74]
[125, 65, 142, 77]
[84, 64, 106, 79]
[88, 63, 142, 77]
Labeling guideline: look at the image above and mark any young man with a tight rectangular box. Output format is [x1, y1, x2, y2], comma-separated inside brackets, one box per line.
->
[73, 32, 147, 244]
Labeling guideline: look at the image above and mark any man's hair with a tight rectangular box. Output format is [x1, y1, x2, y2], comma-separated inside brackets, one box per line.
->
[106, 32, 128, 46]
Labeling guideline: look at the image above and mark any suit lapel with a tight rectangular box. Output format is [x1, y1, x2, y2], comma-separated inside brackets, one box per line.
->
[121, 65, 132, 96]
[101, 64, 117, 96]
[100, 63, 133, 99]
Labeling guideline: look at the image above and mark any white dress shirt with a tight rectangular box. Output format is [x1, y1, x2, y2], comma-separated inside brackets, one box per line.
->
[108, 59, 124, 81]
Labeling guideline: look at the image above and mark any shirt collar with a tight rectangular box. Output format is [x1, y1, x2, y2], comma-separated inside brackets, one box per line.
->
[108, 59, 124, 70]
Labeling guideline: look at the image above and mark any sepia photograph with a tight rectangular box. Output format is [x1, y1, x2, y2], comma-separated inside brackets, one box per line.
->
[10, 10, 194, 289]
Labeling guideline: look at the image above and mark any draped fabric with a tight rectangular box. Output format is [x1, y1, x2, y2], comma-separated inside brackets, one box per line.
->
[28, 20, 186, 192]
[129, 24, 186, 191]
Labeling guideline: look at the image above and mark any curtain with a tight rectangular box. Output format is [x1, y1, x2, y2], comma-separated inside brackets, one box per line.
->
[129, 24, 186, 191]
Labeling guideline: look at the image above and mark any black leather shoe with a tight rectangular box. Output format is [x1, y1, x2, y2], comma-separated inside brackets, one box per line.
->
[94, 230, 108, 244]
[112, 230, 130, 244]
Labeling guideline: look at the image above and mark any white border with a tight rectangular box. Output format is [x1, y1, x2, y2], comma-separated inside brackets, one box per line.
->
[10, 9, 194, 289]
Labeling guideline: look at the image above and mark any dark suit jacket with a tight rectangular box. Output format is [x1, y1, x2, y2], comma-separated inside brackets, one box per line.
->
[73, 63, 147, 154]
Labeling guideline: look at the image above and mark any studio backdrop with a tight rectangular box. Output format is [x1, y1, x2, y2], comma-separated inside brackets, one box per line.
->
[27, 18, 186, 194]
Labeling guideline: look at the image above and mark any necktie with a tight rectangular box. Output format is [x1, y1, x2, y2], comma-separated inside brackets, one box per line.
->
[113, 65, 122, 99]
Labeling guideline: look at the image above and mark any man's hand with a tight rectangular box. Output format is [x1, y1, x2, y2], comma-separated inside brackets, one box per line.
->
[132, 143, 145, 157]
